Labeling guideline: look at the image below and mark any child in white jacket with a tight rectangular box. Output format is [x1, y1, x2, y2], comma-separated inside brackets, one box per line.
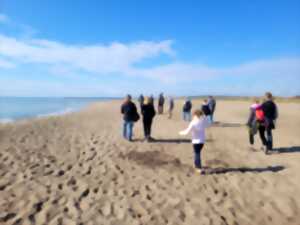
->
[179, 109, 211, 173]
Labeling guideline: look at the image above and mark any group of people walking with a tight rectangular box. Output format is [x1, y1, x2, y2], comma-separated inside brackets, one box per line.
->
[247, 92, 278, 154]
[121, 92, 278, 174]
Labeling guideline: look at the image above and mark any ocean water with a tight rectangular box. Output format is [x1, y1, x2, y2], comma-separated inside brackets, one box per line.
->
[0, 97, 114, 123]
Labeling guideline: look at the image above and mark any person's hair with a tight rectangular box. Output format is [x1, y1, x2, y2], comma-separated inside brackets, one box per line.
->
[193, 109, 204, 118]
[125, 94, 132, 101]
[203, 99, 208, 103]
[144, 96, 150, 105]
[265, 92, 273, 100]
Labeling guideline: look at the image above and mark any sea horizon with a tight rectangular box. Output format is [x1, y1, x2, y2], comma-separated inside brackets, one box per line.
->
[0, 96, 121, 123]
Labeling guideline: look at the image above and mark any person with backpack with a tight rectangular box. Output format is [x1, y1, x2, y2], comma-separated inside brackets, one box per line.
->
[158, 93, 165, 114]
[182, 98, 192, 121]
[179, 109, 211, 174]
[246, 98, 261, 145]
[259, 92, 278, 153]
[121, 94, 139, 141]
[141, 96, 156, 141]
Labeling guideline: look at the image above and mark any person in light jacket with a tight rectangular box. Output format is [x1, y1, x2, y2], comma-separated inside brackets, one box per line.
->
[179, 109, 210, 174]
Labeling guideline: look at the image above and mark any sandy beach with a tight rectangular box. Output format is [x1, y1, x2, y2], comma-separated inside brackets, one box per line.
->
[0, 99, 299, 225]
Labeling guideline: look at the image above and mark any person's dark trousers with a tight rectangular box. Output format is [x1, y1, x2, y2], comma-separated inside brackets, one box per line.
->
[143, 119, 152, 138]
[193, 143, 204, 168]
[249, 133, 254, 145]
[158, 105, 163, 114]
[258, 125, 273, 150]
[211, 111, 215, 122]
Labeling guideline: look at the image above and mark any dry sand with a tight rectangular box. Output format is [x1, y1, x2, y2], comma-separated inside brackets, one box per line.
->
[0, 99, 299, 225]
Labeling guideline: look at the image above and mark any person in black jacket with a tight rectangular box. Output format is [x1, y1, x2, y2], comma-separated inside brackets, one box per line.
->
[208, 96, 216, 122]
[121, 95, 139, 141]
[259, 92, 278, 153]
[201, 99, 211, 118]
[138, 94, 144, 111]
[158, 93, 165, 114]
[141, 96, 156, 141]
[182, 98, 192, 121]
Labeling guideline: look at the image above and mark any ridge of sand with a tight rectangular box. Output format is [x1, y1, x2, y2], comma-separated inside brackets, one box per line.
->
[0, 100, 299, 225]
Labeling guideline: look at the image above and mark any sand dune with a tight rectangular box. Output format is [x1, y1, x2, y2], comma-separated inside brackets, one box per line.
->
[0, 100, 299, 225]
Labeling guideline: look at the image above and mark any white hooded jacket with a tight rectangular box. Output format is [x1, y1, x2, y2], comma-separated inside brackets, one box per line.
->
[179, 116, 211, 144]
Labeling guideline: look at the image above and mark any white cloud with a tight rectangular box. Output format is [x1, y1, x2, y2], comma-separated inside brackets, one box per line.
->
[0, 14, 9, 23]
[0, 33, 299, 85]
[129, 57, 300, 83]
[225, 58, 300, 77]
[0, 34, 174, 74]
[0, 28, 299, 97]
[0, 58, 15, 68]
[128, 62, 219, 83]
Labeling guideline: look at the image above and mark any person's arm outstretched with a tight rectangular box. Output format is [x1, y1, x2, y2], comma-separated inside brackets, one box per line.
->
[179, 120, 194, 135]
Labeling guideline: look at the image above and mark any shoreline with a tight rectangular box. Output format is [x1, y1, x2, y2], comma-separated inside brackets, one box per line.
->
[0, 100, 116, 124]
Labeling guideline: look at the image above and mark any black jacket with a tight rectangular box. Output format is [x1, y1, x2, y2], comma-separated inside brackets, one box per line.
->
[141, 104, 156, 121]
[183, 101, 192, 112]
[262, 100, 278, 120]
[121, 101, 138, 122]
[158, 96, 165, 106]
[202, 104, 211, 116]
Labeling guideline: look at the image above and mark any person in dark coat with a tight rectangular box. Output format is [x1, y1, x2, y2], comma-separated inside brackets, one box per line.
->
[259, 92, 278, 153]
[168, 97, 175, 119]
[201, 99, 211, 118]
[141, 96, 156, 141]
[149, 95, 154, 106]
[138, 94, 144, 111]
[208, 96, 216, 122]
[183, 98, 192, 121]
[158, 93, 165, 114]
[121, 95, 139, 141]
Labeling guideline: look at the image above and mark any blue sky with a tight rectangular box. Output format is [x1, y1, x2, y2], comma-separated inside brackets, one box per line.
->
[0, 0, 299, 97]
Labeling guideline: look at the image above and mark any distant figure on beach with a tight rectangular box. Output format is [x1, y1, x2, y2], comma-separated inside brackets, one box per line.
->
[201, 99, 212, 122]
[158, 93, 165, 114]
[246, 98, 261, 146]
[141, 96, 156, 142]
[182, 98, 192, 121]
[208, 96, 216, 122]
[168, 97, 175, 119]
[121, 95, 139, 141]
[179, 109, 210, 174]
[149, 95, 154, 105]
[138, 94, 144, 111]
[259, 92, 278, 153]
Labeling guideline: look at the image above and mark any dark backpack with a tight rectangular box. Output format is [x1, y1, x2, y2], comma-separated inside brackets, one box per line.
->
[132, 111, 140, 122]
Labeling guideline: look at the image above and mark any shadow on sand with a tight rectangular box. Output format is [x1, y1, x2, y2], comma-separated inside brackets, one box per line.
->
[212, 122, 244, 128]
[151, 138, 191, 143]
[120, 150, 185, 169]
[144, 138, 214, 143]
[270, 146, 300, 154]
[203, 165, 285, 175]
